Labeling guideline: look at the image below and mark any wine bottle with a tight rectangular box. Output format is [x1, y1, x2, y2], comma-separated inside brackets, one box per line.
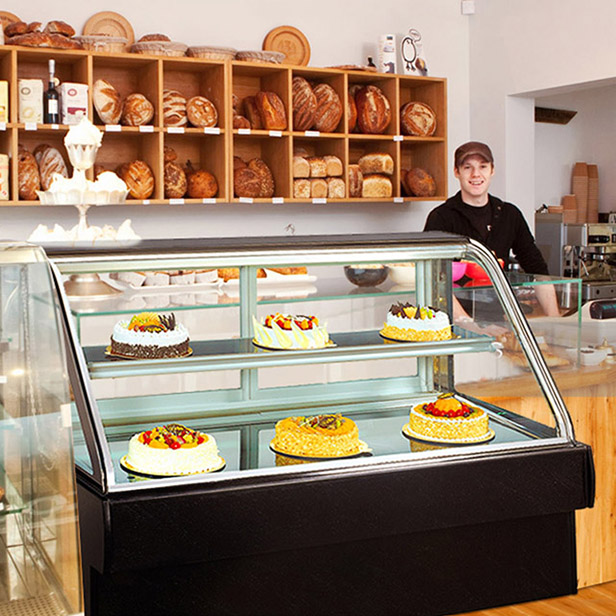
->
[43, 59, 59, 124]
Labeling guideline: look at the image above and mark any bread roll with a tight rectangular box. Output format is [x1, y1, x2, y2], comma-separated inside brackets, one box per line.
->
[362, 174, 392, 198]
[293, 179, 310, 199]
[93, 79, 122, 124]
[163, 89, 187, 126]
[348, 164, 363, 198]
[307, 156, 327, 178]
[311, 178, 328, 199]
[293, 156, 310, 178]
[313, 83, 342, 133]
[323, 155, 343, 177]
[348, 92, 357, 132]
[233, 115, 251, 129]
[292, 76, 317, 131]
[164, 161, 187, 198]
[187, 170, 218, 198]
[121, 93, 154, 126]
[117, 160, 155, 200]
[248, 158, 275, 198]
[255, 91, 287, 130]
[164, 145, 178, 163]
[355, 85, 391, 134]
[234, 167, 261, 198]
[44, 20, 75, 37]
[18, 146, 40, 200]
[186, 95, 218, 128]
[327, 177, 345, 199]
[400, 101, 437, 137]
[358, 152, 394, 176]
[37, 146, 68, 190]
[406, 168, 436, 197]
[243, 96, 263, 129]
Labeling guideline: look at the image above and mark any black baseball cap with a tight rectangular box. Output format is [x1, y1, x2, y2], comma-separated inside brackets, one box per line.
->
[454, 141, 494, 168]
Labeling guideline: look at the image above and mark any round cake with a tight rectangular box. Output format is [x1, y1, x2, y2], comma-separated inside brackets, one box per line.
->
[380, 302, 452, 341]
[123, 423, 223, 476]
[252, 313, 331, 350]
[271, 413, 367, 458]
[409, 393, 490, 442]
[109, 312, 190, 359]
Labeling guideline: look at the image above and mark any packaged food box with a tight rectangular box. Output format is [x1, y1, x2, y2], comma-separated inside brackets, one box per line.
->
[18, 79, 43, 123]
[59, 82, 88, 125]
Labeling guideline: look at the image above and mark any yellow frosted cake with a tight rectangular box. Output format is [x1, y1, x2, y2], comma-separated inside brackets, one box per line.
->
[252, 313, 331, 350]
[410, 393, 490, 442]
[380, 302, 452, 342]
[271, 414, 367, 458]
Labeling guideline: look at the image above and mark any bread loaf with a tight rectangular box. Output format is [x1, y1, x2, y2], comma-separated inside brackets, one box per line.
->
[327, 177, 345, 199]
[323, 155, 343, 177]
[248, 158, 275, 198]
[307, 156, 327, 178]
[93, 79, 122, 124]
[233, 156, 247, 170]
[164, 145, 178, 163]
[311, 178, 328, 199]
[358, 152, 394, 176]
[355, 85, 391, 134]
[233, 115, 251, 129]
[348, 92, 357, 132]
[243, 96, 263, 129]
[293, 179, 310, 199]
[255, 91, 287, 130]
[232, 93, 240, 114]
[44, 20, 75, 36]
[293, 156, 310, 178]
[18, 146, 40, 200]
[121, 93, 154, 126]
[49, 34, 82, 49]
[268, 267, 308, 276]
[163, 89, 187, 126]
[186, 95, 218, 128]
[406, 168, 436, 197]
[117, 160, 155, 200]
[27, 22, 42, 33]
[362, 174, 392, 198]
[187, 170, 218, 198]
[400, 168, 411, 196]
[313, 83, 342, 133]
[37, 146, 68, 190]
[348, 164, 363, 198]
[234, 167, 261, 198]
[5, 22, 27, 37]
[164, 161, 187, 198]
[292, 76, 317, 131]
[400, 101, 436, 137]
[8, 32, 53, 47]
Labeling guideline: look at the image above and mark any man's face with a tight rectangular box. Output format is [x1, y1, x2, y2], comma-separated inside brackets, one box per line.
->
[454, 155, 494, 203]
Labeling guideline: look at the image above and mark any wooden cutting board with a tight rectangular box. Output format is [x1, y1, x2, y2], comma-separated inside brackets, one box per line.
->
[83, 11, 135, 47]
[263, 25, 310, 66]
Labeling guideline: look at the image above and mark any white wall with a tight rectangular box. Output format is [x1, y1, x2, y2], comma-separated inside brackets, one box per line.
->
[0, 0, 472, 241]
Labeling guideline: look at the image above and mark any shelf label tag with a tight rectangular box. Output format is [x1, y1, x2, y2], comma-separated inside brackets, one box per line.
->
[272, 197, 284, 204]
[269, 130, 282, 137]
[25, 122, 37, 131]
[394, 197, 404, 203]
[139, 125, 154, 133]
[168, 126, 184, 134]
[202, 198, 216, 204]
[203, 127, 220, 135]
[393, 135, 403, 142]
[239, 197, 253, 203]
[304, 130, 320, 137]
[169, 198, 185, 205]
[51, 124, 59, 130]
[238, 128, 251, 135]
[142, 199, 150, 205]
[105, 124, 121, 132]
[0, 122, 6, 131]
[312, 198, 327, 204]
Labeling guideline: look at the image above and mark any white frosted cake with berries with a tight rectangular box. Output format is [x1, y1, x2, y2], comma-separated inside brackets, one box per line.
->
[252, 313, 331, 350]
[380, 302, 452, 342]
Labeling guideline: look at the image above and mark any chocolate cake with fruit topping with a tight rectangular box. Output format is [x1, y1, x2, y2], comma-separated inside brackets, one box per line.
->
[380, 302, 452, 341]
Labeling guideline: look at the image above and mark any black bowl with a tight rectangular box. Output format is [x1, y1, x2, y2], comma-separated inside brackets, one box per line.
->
[343, 265, 388, 287]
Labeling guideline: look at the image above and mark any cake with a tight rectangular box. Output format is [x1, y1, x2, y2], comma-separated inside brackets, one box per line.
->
[109, 312, 190, 359]
[252, 313, 332, 350]
[409, 393, 490, 442]
[380, 302, 452, 341]
[271, 414, 368, 458]
[123, 423, 223, 475]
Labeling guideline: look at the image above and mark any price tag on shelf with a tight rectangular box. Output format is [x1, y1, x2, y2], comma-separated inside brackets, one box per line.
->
[239, 197, 253, 204]
[0, 123, 6, 131]
[203, 127, 220, 135]
[304, 130, 320, 137]
[51, 124, 59, 130]
[312, 198, 327, 204]
[142, 199, 150, 205]
[394, 197, 404, 203]
[269, 130, 282, 137]
[139, 125, 154, 133]
[25, 122, 37, 131]
[238, 128, 251, 135]
[202, 198, 216, 204]
[167, 126, 184, 134]
[105, 124, 121, 132]
[272, 197, 284, 204]
[393, 135, 403, 142]
[169, 198, 185, 205]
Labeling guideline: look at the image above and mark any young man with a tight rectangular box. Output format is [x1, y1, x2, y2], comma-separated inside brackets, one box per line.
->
[424, 140, 560, 318]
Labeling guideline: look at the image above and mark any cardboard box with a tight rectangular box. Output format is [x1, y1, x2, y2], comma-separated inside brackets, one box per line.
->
[18, 79, 43, 123]
[59, 82, 88, 125]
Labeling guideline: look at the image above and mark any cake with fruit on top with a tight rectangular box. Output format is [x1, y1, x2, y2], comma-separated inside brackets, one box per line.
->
[109, 312, 190, 359]
[271, 413, 368, 458]
[409, 393, 490, 442]
[123, 423, 223, 475]
[252, 313, 332, 350]
[380, 302, 452, 342]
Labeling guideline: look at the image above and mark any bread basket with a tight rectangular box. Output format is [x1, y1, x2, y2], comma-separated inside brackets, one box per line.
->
[235, 50, 286, 64]
[130, 41, 188, 57]
[187, 46, 237, 60]
[73, 35, 128, 53]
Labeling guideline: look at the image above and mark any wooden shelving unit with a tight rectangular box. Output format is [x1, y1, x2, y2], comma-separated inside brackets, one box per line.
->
[0, 45, 447, 205]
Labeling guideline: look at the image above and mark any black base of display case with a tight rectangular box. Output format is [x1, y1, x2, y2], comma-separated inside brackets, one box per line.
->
[77, 443, 594, 616]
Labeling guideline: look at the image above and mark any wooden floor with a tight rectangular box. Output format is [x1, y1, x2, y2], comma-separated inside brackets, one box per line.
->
[453, 581, 616, 615]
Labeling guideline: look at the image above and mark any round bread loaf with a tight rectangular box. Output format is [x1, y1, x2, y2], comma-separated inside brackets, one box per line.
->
[233, 114, 251, 129]
[358, 152, 394, 176]
[348, 164, 363, 198]
[292, 76, 317, 131]
[348, 92, 357, 132]
[139, 33, 170, 42]
[313, 83, 342, 133]
[186, 96, 218, 128]
[355, 85, 391, 134]
[187, 170, 218, 198]
[400, 101, 437, 137]
[44, 20, 75, 37]
[164, 161, 187, 198]
[243, 96, 263, 129]
[122, 93, 154, 126]
[117, 160, 155, 200]
[164, 145, 178, 163]
[163, 89, 187, 126]
[255, 91, 287, 130]
[234, 167, 261, 198]
[248, 158, 275, 198]
[93, 79, 122, 125]
[406, 167, 436, 197]
[37, 146, 68, 190]
[17, 146, 40, 200]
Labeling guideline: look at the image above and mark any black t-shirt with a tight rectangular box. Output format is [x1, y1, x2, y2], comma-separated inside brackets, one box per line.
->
[459, 200, 492, 243]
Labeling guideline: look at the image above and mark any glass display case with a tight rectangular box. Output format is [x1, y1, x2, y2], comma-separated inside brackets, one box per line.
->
[0, 243, 83, 616]
[46, 233, 593, 616]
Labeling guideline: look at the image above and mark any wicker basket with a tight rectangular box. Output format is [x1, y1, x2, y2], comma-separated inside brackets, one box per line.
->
[74, 35, 128, 53]
[187, 46, 236, 60]
[130, 41, 188, 57]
